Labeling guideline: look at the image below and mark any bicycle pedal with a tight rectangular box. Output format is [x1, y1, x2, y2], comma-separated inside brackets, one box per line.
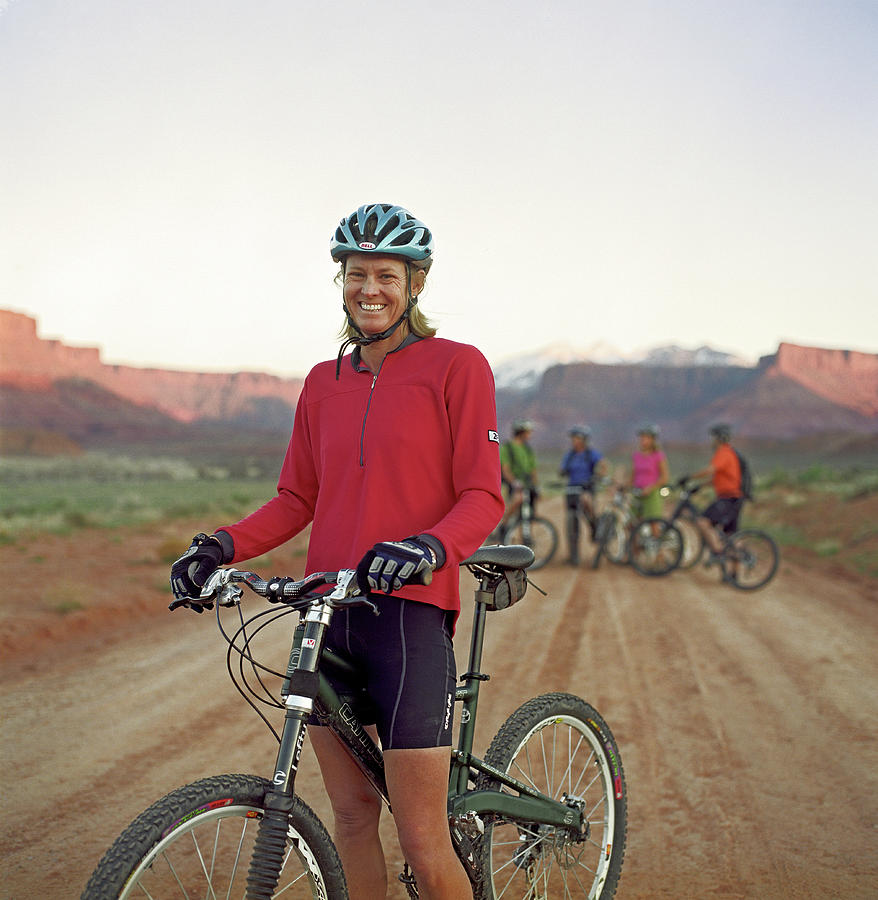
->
[397, 866, 417, 885]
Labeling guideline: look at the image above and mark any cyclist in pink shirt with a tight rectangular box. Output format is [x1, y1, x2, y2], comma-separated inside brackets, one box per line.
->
[629, 424, 669, 519]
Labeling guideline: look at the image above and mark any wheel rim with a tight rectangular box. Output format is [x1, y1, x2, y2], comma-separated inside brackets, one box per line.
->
[486, 715, 617, 899]
[726, 531, 778, 589]
[504, 519, 556, 569]
[119, 805, 327, 899]
[631, 521, 681, 574]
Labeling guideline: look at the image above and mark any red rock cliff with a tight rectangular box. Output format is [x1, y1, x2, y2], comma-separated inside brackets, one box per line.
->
[0, 310, 303, 423]
[763, 343, 878, 417]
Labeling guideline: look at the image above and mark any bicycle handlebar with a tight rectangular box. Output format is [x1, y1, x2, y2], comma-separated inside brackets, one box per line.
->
[196, 543, 536, 611]
[199, 567, 367, 610]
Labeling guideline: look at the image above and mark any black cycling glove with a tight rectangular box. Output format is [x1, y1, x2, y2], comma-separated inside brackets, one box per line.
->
[356, 538, 435, 595]
[169, 533, 225, 610]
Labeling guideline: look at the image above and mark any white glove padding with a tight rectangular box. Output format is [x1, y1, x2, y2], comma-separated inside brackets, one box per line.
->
[356, 538, 435, 595]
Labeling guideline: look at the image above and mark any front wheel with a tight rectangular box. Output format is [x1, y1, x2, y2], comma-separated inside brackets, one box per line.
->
[591, 510, 618, 569]
[629, 519, 683, 576]
[81, 774, 348, 899]
[603, 515, 629, 565]
[502, 516, 558, 570]
[474, 692, 627, 899]
[724, 529, 779, 590]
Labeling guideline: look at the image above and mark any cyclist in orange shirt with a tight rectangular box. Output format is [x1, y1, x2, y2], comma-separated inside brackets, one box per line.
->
[690, 423, 744, 564]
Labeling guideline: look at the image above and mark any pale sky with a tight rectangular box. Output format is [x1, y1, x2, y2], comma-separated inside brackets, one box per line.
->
[2, 0, 876, 377]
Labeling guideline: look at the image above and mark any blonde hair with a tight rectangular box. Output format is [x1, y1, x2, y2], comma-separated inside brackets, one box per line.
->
[335, 261, 437, 341]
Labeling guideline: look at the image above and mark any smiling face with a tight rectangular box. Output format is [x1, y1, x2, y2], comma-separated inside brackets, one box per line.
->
[342, 254, 425, 337]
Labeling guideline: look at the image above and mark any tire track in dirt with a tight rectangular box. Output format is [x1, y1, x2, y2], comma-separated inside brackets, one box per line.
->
[3, 526, 877, 899]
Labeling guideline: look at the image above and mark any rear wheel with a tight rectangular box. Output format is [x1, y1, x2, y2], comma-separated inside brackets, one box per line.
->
[502, 516, 558, 570]
[81, 774, 347, 899]
[723, 529, 779, 590]
[629, 519, 683, 576]
[474, 692, 627, 899]
[674, 512, 705, 569]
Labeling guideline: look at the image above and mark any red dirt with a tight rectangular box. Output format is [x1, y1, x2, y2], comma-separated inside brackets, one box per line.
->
[2, 498, 877, 899]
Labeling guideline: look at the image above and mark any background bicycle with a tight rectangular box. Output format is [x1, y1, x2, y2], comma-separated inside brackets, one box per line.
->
[658, 477, 779, 590]
[589, 481, 633, 569]
[497, 488, 558, 569]
[82, 546, 627, 900]
[584, 481, 683, 576]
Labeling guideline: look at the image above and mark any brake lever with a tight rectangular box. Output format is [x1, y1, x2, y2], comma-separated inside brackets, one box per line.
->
[327, 569, 379, 615]
[200, 568, 243, 607]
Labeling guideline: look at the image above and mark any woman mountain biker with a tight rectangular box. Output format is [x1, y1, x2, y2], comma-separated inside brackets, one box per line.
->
[628, 423, 669, 520]
[169, 203, 504, 900]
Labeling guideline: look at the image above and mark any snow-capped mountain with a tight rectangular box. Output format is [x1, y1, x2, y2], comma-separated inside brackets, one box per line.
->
[492, 342, 752, 390]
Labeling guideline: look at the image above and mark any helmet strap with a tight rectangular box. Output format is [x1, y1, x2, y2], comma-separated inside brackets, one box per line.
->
[335, 264, 419, 379]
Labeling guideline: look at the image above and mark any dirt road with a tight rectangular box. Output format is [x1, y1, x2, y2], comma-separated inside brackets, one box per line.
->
[2, 515, 877, 899]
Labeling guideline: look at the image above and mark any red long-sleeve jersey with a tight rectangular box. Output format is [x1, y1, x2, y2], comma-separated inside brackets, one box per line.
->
[219, 336, 504, 616]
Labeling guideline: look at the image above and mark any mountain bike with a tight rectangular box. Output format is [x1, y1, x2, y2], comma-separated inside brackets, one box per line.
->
[590, 485, 683, 577]
[658, 479, 779, 590]
[588, 483, 633, 570]
[82, 545, 627, 899]
[499, 489, 558, 570]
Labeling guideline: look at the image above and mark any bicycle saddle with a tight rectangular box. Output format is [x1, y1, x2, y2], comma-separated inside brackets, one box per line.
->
[464, 544, 535, 570]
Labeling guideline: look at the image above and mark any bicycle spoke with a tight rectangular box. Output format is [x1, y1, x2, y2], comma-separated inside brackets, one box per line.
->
[189, 829, 220, 900]
[161, 851, 189, 898]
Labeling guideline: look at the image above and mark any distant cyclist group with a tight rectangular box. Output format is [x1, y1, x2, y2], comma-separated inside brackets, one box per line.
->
[494, 418, 754, 573]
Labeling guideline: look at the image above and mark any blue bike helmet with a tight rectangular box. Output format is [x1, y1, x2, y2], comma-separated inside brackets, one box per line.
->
[330, 204, 433, 268]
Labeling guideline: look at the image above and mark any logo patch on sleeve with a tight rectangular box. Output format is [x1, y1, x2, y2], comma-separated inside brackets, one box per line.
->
[488, 430, 499, 443]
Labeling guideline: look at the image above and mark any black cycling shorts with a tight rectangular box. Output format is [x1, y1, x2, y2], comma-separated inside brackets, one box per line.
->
[312, 594, 457, 750]
[703, 497, 743, 534]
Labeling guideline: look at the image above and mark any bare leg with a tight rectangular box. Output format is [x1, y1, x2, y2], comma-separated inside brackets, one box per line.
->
[499, 488, 523, 531]
[698, 516, 723, 555]
[384, 746, 473, 900]
[310, 725, 387, 900]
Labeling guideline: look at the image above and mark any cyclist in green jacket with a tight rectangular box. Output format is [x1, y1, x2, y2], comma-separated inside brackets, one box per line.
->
[498, 419, 538, 533]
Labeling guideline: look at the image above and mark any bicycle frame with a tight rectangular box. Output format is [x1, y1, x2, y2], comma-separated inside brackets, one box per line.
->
[667, 489, 700, 524]
[266, 578, 585, 853]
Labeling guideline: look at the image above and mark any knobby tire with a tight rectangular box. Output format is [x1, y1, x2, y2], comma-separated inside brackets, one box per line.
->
[81, 773, 348, 900]
[604, 516, 629, 565]
[591, 511, 616, 569]
[473, 692, 627, 900]
[724, 529, 779, 590]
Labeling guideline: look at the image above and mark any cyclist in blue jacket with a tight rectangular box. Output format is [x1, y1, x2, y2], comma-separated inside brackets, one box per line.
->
[560, 425, 607, 564]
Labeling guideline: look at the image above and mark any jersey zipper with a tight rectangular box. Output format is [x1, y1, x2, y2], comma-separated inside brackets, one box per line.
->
[359, 364, 383, 467]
